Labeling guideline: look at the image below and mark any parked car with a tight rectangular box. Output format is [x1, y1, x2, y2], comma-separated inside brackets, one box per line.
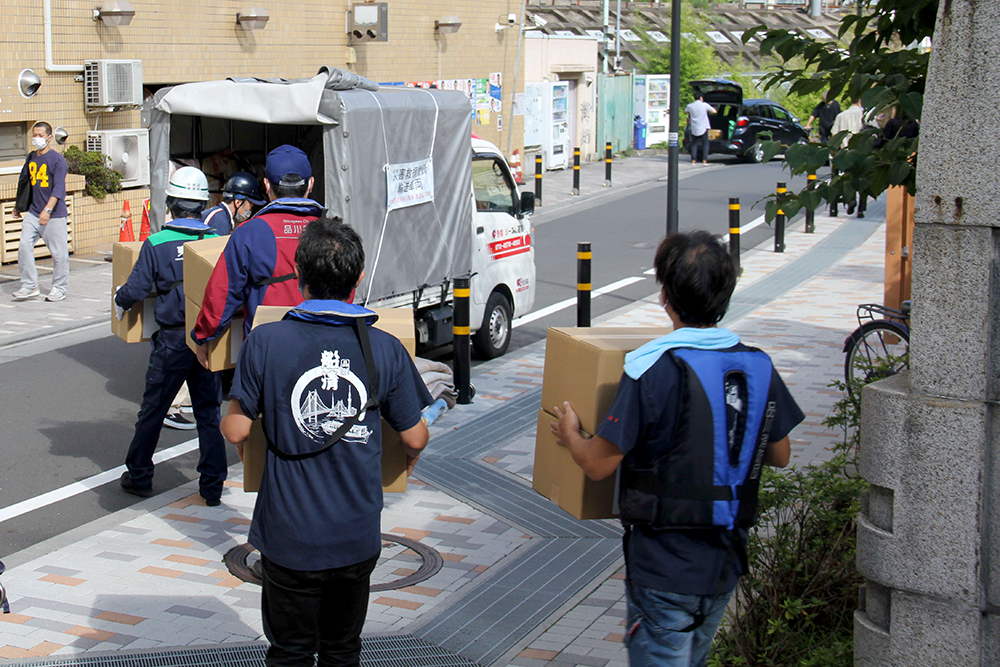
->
[682, 79, 809, 163]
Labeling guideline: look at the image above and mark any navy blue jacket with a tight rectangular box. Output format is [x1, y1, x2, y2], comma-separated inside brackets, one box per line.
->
[115, 218, 218, 329]
[201, 203, 233, 237]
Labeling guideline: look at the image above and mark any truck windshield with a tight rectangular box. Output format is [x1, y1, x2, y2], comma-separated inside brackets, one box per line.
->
[472, 157, 516, 214]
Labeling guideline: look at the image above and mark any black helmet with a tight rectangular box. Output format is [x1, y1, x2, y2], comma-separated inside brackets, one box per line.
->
[222, 171, 265, 205]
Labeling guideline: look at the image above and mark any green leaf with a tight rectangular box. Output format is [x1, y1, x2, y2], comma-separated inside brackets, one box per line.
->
[888, 160, 912, 186]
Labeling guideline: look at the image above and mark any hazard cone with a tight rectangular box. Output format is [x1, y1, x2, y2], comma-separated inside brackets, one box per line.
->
[138, 199, 151, 241]
[118, 201, 135, 242]
[510, 149, 524, 185]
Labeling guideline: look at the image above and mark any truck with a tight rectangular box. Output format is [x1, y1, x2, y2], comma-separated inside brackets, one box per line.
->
[147, 66, 535, 358]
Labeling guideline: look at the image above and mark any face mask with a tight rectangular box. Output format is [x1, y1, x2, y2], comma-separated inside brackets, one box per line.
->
[31, 137, 48, 150]
[233, 201, 253, 224]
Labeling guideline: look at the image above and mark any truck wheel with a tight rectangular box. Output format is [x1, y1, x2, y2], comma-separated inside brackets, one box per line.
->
[472, 292, 512, 359]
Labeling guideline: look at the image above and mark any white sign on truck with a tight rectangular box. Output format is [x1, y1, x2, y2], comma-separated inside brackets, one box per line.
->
[149, 66, 535, 359]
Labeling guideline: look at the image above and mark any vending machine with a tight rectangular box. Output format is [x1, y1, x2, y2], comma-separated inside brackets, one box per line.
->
[634, 74, 671, 147]
[524, 81, 570, 170]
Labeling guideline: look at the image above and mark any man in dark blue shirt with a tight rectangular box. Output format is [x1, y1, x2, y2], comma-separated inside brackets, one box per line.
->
[13, 122, 69, 302]
[552, 231, 803, 667]
[115, 166, 228, 506]
[222, 217, 431, 667]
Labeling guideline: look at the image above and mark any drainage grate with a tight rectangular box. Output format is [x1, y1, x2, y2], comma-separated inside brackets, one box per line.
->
[224, 534, 443, 591]
[8, 637, 478, 667]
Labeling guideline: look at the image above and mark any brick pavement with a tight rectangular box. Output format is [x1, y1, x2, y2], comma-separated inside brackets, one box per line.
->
[0, 156, 886, 665]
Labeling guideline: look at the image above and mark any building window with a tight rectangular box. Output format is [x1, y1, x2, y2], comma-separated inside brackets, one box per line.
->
[0, 122, 28, 161]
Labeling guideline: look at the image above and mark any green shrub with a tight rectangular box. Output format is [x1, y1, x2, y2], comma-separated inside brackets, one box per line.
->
[64, 144, 123, 199]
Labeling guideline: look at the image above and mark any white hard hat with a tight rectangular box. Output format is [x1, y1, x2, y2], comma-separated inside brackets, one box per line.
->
[165, 166, 210, 201]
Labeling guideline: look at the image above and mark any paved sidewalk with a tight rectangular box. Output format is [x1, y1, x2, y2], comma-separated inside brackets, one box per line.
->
[0, 156, 885, 666]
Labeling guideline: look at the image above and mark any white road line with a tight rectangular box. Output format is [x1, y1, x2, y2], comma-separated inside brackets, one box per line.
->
[0, 438, 200, 525]
[513, 276, 647, 328]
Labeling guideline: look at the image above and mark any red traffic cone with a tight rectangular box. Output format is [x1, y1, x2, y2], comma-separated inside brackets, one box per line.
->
[138, 198, 151, 241]
[510, 149, 524, 185]
[118, 201, 135, 242]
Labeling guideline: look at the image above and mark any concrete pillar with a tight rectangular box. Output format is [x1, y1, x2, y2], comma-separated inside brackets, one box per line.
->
[855, 2, 1000, 665]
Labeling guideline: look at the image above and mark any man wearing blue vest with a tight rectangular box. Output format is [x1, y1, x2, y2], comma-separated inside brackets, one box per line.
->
[552, 231, 803, 667]
[221, 217, 431, 667]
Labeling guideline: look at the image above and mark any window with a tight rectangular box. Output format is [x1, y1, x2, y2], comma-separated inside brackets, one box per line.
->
[471, 157, 515, 214]
[0, 122, 28, 162]
[742, 105, 760, 118]
[772, 106, 792, 122]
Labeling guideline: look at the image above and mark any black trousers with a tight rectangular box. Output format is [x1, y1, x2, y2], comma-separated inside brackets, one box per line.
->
[261, 553, 379, 667]
[691, 132, 710, 163]
[123, 329, 226, 500]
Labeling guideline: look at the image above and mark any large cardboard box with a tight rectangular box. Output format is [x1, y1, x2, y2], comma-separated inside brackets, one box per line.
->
[533, 409, 618, 520]
[242, 307, 417, 494]
[539, 327, 672, 434]
[182, 235, 240, 370]
[111, 241, 158, 343]
[533, 326, 670, 520]
[184, 297, 243, 369]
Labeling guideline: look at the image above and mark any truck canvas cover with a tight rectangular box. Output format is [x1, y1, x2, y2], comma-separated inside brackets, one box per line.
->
[149, 66, 474, 304]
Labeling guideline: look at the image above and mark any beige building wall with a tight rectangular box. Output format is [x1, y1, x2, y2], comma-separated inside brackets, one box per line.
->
[524, 34, 598, 161]
[0, 0, 524, 256]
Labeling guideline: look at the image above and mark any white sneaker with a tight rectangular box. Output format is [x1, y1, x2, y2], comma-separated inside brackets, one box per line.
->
[45, 289, 66, 302]
[12, 287, 40, 301]
[163, 412, 197, 430]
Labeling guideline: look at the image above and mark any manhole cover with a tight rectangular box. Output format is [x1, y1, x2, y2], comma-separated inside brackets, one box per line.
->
[224, 533, 443, 591]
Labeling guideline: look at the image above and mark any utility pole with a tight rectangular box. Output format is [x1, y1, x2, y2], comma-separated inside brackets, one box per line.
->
[602, 0, 610, 73]
[666, 0, 681, 235]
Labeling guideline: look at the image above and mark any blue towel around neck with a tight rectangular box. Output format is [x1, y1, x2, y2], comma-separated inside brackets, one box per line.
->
[623, 327, 740, 380]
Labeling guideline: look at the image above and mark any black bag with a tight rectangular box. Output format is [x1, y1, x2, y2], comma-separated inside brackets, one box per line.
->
[14, 152, 34, 213]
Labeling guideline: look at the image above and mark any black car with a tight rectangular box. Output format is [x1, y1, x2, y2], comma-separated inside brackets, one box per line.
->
[682, 79, 809, 162]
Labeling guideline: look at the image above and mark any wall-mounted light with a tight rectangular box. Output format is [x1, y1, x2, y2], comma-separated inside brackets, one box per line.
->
[54, 127, 68, 145]
[237, 7, 270, 31]
[435, 16, 462, 34]
[18, 69, 41, 98]
[93, 0, 135, 27]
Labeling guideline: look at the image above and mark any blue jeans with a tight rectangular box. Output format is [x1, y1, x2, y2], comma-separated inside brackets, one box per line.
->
[625, 580, 734, 667]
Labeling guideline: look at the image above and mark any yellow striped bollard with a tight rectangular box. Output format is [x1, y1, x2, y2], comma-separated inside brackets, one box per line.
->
[577, 242, 591, 327]
[453, 277, 472, 404]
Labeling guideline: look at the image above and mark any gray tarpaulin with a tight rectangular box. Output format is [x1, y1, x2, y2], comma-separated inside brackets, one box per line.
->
[148, 67, 473, 304]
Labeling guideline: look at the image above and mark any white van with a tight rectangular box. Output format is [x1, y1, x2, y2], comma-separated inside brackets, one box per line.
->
[148, 67, 535, 358]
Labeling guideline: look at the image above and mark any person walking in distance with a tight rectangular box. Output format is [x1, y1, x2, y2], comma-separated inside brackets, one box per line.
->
[12, 122, 69, 302]
[552, 231, 803, 667]
[805, 91, 841, 144]
[222, 218, 432, 666]
[684, 93, 716, 166]
[831, 99, 867, 218]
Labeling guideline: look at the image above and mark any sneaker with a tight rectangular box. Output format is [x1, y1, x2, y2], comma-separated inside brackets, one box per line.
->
[202, 494, 222, 507]
[120, 471, 153, 498]
[45, 289, 66, 302]
[12, 287, 40, 301]
[178, 406, 194, 415]
[163, 411, 196, 430]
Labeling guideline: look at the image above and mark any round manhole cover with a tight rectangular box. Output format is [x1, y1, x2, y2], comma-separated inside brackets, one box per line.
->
[224, 533, 443, 591]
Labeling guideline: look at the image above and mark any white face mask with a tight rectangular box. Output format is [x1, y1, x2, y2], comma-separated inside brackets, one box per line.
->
[31, 137, 48, 150]
[233, 201, 253, 224]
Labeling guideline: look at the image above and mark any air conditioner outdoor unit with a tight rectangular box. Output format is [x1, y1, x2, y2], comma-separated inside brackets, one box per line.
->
[84, 59, 143, 108]
[87, 129, 150, 188]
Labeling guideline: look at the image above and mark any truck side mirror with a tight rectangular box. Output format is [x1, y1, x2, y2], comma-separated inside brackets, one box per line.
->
[518, 191, 535, 218]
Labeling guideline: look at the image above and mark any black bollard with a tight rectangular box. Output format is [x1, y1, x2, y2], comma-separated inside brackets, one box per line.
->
[534, 154, 543, 207]
[805, 173, 816, 233]
[775, 182, 786, 253]
[571, 147, 581, 196]
[577, 242, 591, 327]
[604, 142, 612, 187]
[729, 198, 741, 271]
[453, 277, 472, 404]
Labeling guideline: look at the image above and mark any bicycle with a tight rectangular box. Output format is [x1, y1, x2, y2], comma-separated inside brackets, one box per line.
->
[843, 301, 910, 393]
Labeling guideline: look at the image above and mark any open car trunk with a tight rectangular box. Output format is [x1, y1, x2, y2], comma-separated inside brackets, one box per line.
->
[690, 79, 743, 141]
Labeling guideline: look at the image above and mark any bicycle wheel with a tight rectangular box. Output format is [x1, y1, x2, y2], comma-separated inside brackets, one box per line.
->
[844, 320, 910, 392]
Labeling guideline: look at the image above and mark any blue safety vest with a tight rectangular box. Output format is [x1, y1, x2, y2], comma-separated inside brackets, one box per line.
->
[619, 347, 777, 531]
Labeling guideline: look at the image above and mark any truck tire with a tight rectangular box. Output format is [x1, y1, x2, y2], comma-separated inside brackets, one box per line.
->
[472, 292, 512, 359]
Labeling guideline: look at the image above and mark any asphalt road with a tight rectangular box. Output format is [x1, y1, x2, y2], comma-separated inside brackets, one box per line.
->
[0, 158, 806, 558]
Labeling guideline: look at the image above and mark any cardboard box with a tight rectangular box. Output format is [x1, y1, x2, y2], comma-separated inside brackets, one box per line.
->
[182, 235, 229, 307]
[241, 307, 417, 494]
[533, 408, 618, 520]
[539, 327, 672, 434]
[708, 128, 722, 141]
[184, 296, 243, 370]
[110, 241, 158, 343]
[182, 236, 240, 370]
